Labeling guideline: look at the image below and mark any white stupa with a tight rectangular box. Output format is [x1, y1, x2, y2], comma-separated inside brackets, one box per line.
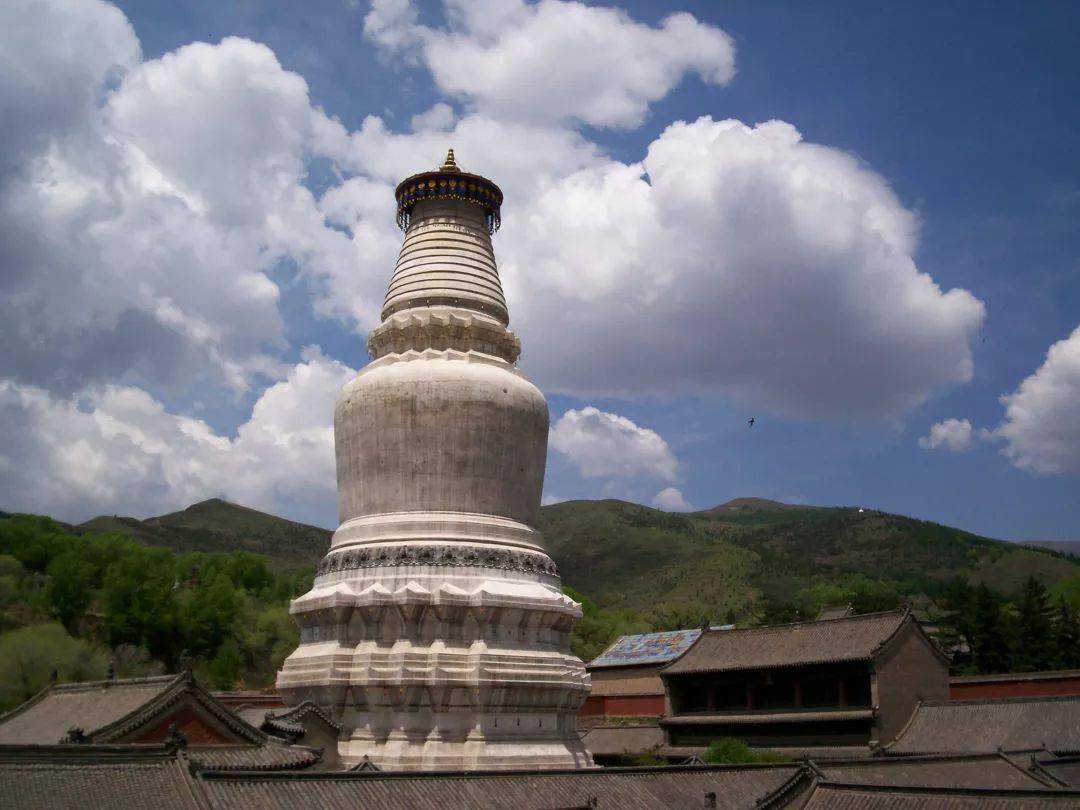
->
[277, 151, 593, 771]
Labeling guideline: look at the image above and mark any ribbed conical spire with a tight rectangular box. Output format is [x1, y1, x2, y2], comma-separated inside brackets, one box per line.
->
[382, 154, 509, 325]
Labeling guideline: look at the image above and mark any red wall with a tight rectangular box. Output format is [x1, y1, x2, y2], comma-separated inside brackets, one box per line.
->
[950, 674, 1080, 700]
[128, 704, 236, 746]
[580, 694, 666, 717]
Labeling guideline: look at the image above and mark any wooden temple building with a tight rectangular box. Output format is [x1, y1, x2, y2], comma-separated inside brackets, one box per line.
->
[659, 610, 950, 757]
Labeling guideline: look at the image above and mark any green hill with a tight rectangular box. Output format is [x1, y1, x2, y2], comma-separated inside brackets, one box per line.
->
[79, 496, 1079, 621]
[76, 499, 332, 567]
[537, 498, 1080, 620]
[4, 497, 1078, 687]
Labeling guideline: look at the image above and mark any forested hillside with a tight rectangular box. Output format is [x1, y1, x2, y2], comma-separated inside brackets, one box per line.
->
[1, 497, 1078, 710]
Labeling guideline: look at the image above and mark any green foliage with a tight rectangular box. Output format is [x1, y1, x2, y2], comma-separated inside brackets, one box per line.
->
[538, 499, 1079, 627]
[1053, 598, 1080, 669]
[702, 737, 791, 764]
[0, 623, 108, 711]
[206, 638, 243, 690]
[0, 512, 311, 690]
[1052, 569, 1080, 610]
[970, 584, 1012, 674]
[46, 552, 96, 630]
[1015, 576, 1055, 671]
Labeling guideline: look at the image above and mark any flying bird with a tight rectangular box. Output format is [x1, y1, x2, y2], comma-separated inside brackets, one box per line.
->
[748, 417, 756, 428]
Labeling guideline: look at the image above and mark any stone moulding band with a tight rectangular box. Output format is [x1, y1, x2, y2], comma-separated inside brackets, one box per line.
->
[330, 511, 546, 552]
[315, 544, 558, 578]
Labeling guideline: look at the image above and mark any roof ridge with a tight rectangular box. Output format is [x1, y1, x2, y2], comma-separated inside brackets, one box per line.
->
[816, 780, 1080, 797]
[46, 673, 183, 692]
[922, 693, 1080, 707]
[197, 761, 802, 781]
[703, 609, 905, 636]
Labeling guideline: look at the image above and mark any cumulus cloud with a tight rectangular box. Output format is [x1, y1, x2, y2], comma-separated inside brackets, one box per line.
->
[363, 0, 736, 128]
[501, 118, 985, 420]
[0, 349, 355, 525]
[652, 486, 694, 512]
[0, 1, 363, 400]
[995, 325, 1080, 474]
[549, 407, 678, 480]
[919, 418, 982, 453]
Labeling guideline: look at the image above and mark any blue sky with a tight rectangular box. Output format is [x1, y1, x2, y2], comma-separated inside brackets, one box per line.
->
[1, 0, 1078, 541]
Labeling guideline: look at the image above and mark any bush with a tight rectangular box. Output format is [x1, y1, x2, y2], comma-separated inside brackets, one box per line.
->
[0, 623, 108, 711]
[703, 737, 790, 764]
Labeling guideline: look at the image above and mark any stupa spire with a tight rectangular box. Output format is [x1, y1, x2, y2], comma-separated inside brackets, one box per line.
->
[440, 147, 459, 171]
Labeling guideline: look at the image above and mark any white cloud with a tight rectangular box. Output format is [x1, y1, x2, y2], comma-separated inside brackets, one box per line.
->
[652, 486, 693, 512]
[410, 102, 456, 132]
[364, 0, 736, 128]
[919, 418, 980, 453]
[996, 325, 1080, 474]
[499, 118, 986, 421]
[541, 493, 567, 506]
[0, 3, 363, 399]
[549, 407, 678, 480]
[0, 349, 355, 525]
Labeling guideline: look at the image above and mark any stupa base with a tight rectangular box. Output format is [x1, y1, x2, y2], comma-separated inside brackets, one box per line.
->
[339, 725, 594, 771]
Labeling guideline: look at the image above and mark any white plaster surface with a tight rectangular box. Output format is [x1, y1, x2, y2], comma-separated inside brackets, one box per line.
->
[277, 190, 593, 770]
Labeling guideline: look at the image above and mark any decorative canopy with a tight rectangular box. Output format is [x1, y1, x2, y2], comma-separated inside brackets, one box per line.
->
[394, 149, 503, 234]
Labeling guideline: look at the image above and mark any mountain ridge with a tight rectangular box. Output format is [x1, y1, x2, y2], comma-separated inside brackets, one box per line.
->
[69, 497, 1079, 619]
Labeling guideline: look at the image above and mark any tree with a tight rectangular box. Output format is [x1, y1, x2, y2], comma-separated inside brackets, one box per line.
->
[1014, 576, 1055, 671]
[1053, 597, 1080, 669]
[0, 623, 108, 711]
[46, 552, 96, 631]
[936, 577, 977, 671]
[970, 584, 1011, 674]
[180, 572, 238, 656]
[703, 737, 790, 764]
[206, 638, 243, 689]
[103, 548, 179, 664]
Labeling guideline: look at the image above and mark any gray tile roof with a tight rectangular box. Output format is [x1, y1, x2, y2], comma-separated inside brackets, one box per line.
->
[0, 748, 203, 810]
[0, 675, 182, 744]
[197, 764, 806, 809]
[885, 696, 1080, 756]
[1031, 755, 1080, 787]
[662, 610, 923, 675]
[663, 707, 875, 726]
[0, 673, 324, 772]
[795, 782, 1080, 809]
[812, 753, 1056, 790]
[580, 725, 664, 756]
[188, 742, 321, 771]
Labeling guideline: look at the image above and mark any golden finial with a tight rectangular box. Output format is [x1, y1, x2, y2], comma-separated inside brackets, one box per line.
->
[440, 148, 460, 172]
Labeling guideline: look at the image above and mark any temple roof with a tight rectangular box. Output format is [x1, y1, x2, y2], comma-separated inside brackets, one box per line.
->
[0, 672, 321, 771]
[884, 695, 1080, 756]
[662, 610, 923, 676]
[0, 747, 202, 810]
[589, 628, 706, 669]
[796, 782, 1080, 809]
[811, 752, 1057, 790]
[0, 674, 187, 745]
[197, 763, 806, 810]
[579, 725, 664, 757]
